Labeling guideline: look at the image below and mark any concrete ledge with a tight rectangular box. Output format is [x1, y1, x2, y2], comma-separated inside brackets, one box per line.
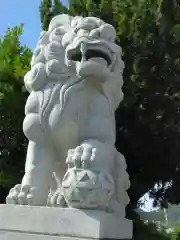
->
[0, 204, 132, 239]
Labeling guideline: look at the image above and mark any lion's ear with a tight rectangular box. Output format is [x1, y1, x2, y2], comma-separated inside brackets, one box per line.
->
[24, 63, 47, 92]
[111, 55, 125, 74]
[49, 14, 73, 32]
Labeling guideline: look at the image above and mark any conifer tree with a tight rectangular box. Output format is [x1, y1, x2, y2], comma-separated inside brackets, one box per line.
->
[0, 26, 31, 202]
[40, 0, 69, 30]
[52, 0, 69, 16]
[39, 0, 52, 30]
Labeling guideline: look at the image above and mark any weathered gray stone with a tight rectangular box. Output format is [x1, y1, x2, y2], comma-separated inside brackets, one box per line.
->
[3, 14, 132, 240]
[0, 205, 132, 239]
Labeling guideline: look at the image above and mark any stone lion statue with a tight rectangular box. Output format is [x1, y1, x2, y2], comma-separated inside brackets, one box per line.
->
[6, 14, 130, 216]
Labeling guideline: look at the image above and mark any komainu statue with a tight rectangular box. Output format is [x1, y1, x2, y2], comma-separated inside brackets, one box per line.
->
[6, 14, 130, 216]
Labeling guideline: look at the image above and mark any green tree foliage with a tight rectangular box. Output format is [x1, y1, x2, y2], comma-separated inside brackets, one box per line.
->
[39, 0, 180, 214]
[52, 0, 69, 17]
[40, 0, 52, 31]
[0, 25, 32, 202]
[171, 226, 180, 240]
[40, 0, 69, 30]
[134, 220, 170, 240]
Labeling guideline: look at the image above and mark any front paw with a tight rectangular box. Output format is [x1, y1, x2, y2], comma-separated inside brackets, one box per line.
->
[48, 189, 67, 207]
[6, 184, 47, 206]
[66, 144, 96, 169]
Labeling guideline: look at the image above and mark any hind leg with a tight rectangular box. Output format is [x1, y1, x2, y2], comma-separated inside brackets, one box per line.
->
[7, 92, 56, 206]
[6, 141, 56, 206]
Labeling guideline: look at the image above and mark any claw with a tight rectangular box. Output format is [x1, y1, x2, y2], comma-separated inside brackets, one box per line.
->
[6, 195, 15, 205]
[18, 192, 27, 205]
[49, 189, 67, 207]
[66, 144, 96, 169]
[6, 184, 46, 206]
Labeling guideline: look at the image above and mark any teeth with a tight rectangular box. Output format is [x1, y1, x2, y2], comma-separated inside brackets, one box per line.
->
[80, 42, 87, 62]
[88, 57, 108, 67]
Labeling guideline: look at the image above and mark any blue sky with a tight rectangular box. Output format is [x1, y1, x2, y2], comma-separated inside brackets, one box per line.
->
[0, 0, 68, 49]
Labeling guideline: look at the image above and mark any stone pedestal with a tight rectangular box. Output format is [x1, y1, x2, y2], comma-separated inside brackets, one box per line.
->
[0, 205, 132, 240]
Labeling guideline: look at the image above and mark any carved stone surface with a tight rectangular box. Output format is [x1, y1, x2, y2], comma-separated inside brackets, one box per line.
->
[61, 168, 114, 210]
[6, 14, 130, 217]
[0, 205, 133, 240]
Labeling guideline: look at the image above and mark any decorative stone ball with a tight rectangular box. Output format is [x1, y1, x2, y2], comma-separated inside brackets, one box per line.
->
[62, 168, 115, 210]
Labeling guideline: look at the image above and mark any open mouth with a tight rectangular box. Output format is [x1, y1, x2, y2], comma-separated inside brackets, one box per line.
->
[67, 48, 112, 65]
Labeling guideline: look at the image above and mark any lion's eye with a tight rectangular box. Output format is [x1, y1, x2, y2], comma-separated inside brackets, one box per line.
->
[77, 29, 89, 38]
[99, 24, 116, 42]
[54, 26, 66, 36]
[89, 29, 100, 39]
[74, 22, 95, 33]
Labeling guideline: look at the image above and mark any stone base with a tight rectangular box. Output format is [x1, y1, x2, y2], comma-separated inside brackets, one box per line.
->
[0, 204, 132, 240]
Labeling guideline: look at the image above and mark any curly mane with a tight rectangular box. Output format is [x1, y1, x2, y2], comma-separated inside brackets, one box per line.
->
[24, 14, 125, 121]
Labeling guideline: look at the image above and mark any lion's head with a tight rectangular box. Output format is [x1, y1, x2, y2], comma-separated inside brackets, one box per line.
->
[24, 14, 124, 110]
